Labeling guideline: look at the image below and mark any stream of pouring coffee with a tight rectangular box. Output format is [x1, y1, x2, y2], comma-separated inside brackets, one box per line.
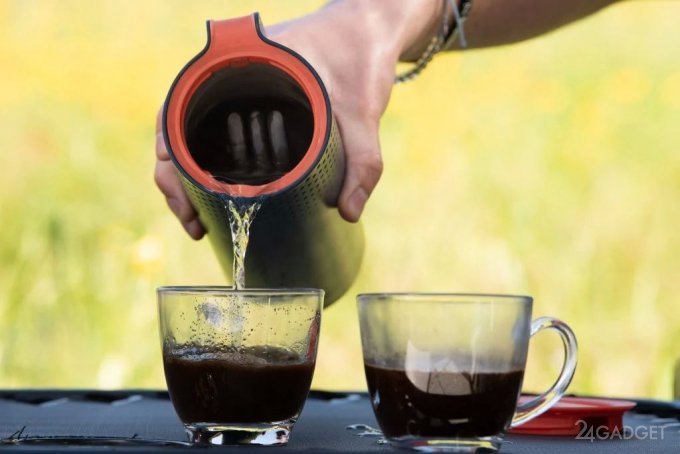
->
[221, 109, 288, 289]
[225, 198, 261, 290]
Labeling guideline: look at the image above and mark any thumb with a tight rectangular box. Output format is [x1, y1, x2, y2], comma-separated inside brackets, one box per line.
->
[337, 116, 384, 222]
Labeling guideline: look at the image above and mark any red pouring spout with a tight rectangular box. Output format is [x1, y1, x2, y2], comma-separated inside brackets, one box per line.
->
[164, 13, 330, 198]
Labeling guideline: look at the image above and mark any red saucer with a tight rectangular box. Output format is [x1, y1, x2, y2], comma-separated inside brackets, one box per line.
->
[508, 396, 637, 436]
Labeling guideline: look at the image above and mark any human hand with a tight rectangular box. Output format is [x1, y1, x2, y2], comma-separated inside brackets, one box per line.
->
[154, 0, 444, 238]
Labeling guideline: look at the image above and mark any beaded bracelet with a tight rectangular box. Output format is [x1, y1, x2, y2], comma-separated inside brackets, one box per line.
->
[394, 0, 473, 84]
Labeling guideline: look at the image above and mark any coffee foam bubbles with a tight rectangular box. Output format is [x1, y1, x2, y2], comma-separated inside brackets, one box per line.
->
[364, 341, 523, 376]
[167, 344, 307, 366]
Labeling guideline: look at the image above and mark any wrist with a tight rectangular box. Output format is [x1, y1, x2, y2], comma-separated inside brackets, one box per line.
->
[387, 0, 447, 62]
[332, 0, 444, 62]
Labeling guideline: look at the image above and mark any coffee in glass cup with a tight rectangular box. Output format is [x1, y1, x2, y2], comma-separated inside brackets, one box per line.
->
[158, 287, 323, 446]
[358, 293, 577, 452]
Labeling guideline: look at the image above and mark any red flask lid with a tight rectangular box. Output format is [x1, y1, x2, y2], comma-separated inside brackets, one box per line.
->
[509, 396, 637, 436]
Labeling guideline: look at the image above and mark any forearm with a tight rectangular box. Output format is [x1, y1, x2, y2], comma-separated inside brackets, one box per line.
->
[388, 0, 623, 60]
[288, 0, 623, 76]
[459, 0, 622, 49]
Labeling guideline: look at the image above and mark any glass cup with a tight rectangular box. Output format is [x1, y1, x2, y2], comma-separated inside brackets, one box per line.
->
[358, 293, 577, 453]
[158, 286, 323, 446]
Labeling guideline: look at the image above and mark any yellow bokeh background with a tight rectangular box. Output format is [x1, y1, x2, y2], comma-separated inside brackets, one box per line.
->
[1, 1, 679, 398]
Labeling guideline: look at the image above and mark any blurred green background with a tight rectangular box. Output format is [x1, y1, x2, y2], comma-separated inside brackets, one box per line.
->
[1, 0, 679, 398]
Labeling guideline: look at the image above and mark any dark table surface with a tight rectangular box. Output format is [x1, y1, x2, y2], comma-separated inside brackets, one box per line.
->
[1, 390, 679, 453]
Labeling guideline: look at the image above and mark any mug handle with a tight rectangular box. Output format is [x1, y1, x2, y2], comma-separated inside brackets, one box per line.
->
[510, 316, 578, 428]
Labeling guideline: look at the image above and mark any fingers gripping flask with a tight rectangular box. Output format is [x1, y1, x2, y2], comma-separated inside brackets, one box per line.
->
[162, 13, 364, 304]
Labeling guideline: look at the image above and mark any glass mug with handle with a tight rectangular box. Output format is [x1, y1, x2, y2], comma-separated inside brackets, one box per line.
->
[358, 293, 577, 453]
[158, 286, 323, 446]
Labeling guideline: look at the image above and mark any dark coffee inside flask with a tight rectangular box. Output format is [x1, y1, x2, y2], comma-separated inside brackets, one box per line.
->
[184, 63, 315, 185]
